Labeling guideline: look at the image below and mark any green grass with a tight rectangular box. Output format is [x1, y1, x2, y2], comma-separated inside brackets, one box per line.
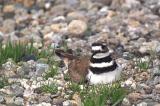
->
[43, 56, 59, 79]
[0, 42, 34, 66]
[68, 82, 126, 106]
[68, 82, 82, 93]
[135, 58, 150, 71]
[40, 83, 58, 94]
[0, 77, 9, 89]
[0, 41, 50, 67]
[44, 64, 58, 79]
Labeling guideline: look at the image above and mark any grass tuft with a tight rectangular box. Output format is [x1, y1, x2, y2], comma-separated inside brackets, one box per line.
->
[135, 58, 150, 71]
[0, 42, 34, 66]
[40, 83, 58, 94]
[44, 56, 59, 79]
[44, 65, 58, 79]
[0, 77, 9, 89]
[0, 42, 50, 67]
[68, 82, 126, 106]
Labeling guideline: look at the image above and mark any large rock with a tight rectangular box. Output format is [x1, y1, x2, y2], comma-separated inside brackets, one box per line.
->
[68, 20, 87, 37]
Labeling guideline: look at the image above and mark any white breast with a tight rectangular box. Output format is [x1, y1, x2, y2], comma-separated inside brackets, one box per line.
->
[86, 64, 122, 85]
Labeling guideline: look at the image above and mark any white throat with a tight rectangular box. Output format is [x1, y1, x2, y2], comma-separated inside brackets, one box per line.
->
[93, 52, 110, 59]
[91, 46, 102, 51]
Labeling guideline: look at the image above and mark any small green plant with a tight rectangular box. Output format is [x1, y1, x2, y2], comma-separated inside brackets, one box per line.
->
[82, 83, 126, 106]
[44, 65, 58, 79]
[40, 83, 58, 94]
[44, 56, 59, 79]
[68, 82, 126, 106]
[136, 58, 150, 71]
[0, 42, 34, 66]
[0, 41, 51, 67]
[64, 73, 71, 81]
[0, 77, 9, 89]
[68, 82, 81, 93]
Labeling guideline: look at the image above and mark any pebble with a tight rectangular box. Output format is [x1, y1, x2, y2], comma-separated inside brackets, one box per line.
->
[51, 23, 67, 33]
[3, 4, 15, 13]
[35, 63, 49, 76]
[63, 100, 72, 106]
[155, 45, 160, 53]
[128, 92, 142, 103]
[0, 95, 5, 103]
[65, 0, 79, 6]
[4, 95, 14, 104]
[68, 20, 88, 37]
[11, 84, 24, 96]
[52, 98, 64, 105]
[2, 19, 15, 33]
[137, 102, 148, 106]
[38, 95, 52, 103]
[121, 77, 136, 89]
[67, 12, 87, 22]
[155, 104, 160, 106]
[14, 97, 24, 106]
[122, 97, 131, 106]
[152, 67, 160, 77]
[36, 102, 51, 106]
[155, 84, 160, 94]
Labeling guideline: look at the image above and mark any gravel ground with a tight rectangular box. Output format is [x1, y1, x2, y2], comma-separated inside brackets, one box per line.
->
[0, 0, 160, 106]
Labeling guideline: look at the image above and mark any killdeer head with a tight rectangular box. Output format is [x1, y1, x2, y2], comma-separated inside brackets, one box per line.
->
[55, 42, 122, 84]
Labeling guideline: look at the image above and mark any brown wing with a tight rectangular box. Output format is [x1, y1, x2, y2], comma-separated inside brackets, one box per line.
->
[68, 56, 90, 83]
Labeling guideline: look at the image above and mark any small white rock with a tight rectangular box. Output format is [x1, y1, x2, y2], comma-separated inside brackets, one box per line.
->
[63, 100, 71, 106]
[14, 97, 24, 106]
[137, 102, 147, 106]
[68, 20, 87, 36]
[122, 97, 131, 106]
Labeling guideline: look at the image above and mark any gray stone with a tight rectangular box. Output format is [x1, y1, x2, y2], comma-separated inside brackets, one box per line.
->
[121, 97, 131, 106]
[152, 67, 160, 77]
[38, 95, 52, 103]
[65, 0, 79, 6]
[35, 63, 49, 76]
[156, 45, 160, 53]
[153, 76, 160, 85]
[14, 97, 24, 106]
[0, 31, 3, 42]
[11, 84, 24, 96]
[0, 95, 5, 103]
[137, 102, 148, 106]
[2, 19, 15, 33]
[123, 52, 134, 60]
[63, 100, 72, 106]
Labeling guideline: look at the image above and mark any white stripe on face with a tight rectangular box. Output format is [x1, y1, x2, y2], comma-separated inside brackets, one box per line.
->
[91, 46, 102, 51]
[93, 52, 110, 59]
[90, 61, 114, 68]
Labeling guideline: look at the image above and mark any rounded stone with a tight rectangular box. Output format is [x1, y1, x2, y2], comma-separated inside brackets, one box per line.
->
[0, 95, 5, 103]
[68, 20, 87, 37]
[67, 12, 87, 21]
[2, 19, 15, 33]
[137, 102, 147, 106]
[3, 5, 15, 14]
[122, 97, 131, 106]
[155, 84, 160, 94]
[128, 92, 142, 103]
[63, 100, 72, 106]
[14, 97, 24, 106]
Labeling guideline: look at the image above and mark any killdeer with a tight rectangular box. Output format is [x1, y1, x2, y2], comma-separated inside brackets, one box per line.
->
[87, 43, 122, 84]
[55, 42, 122, 84]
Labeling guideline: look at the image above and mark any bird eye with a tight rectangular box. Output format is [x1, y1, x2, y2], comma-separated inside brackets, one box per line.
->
[102, 45, 106, 49]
